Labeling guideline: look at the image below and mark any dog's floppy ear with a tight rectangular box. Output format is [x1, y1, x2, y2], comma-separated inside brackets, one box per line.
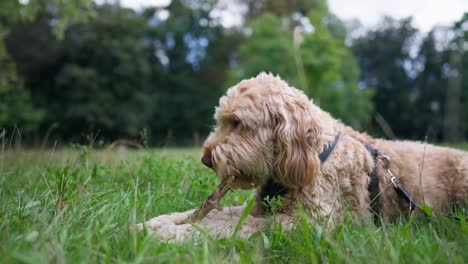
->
[269, 96, 321, 190]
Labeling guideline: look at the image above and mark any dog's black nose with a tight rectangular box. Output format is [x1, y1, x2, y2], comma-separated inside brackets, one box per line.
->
[201, 151, 213, 168]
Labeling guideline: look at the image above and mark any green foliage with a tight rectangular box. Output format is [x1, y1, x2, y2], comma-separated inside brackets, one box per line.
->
[229, 0, 373, 129]
[411, 31, 448, 139]
[142, 0, 235, 144]
[3, 0, 235, 144]
[0, 0, 466, 144]
[452, 13, 468, 138]
[227, 13, 297, 86]
[233, 195, 256, 236]
[4, 5, 153, 140]
[301, 4, 373, 129]
[352, 17, 455, 140]
[0, 0, 93, 40]
[0, 84, 44, 133]
[55, 5, 153, 138]
[0, 0, 94, 88]
[0, 0, 93, 137]
[0, 54, 17, 92]
[1, 148, 468, 263]
[352, 13, 467, 140]
[262, 194, 284, 213]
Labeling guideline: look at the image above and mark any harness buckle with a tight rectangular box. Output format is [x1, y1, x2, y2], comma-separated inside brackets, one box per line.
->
[377, 154, 399, 188]
[388, 169, 399, 188]
[378, 154, 391, 170]
[372, 148, 426, 215]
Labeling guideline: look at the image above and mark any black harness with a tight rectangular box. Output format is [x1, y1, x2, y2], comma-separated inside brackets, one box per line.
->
[260, 133, 343, 207]
[324, 135, 421, 222]
[318, 132, 342, 163]
[319, 134, 385, 220]
[365, 144, 381, 219]
[261, 132, 422, 220]
[364, 144, 420, 215]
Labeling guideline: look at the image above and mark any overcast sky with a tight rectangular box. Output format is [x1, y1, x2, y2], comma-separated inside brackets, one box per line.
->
[328, 0, 467, 32]
[114, 0, 467, 31]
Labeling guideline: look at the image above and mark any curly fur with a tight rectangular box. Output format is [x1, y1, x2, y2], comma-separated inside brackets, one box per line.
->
[203, 72, 468, 223]
[140, 73, 468, 241]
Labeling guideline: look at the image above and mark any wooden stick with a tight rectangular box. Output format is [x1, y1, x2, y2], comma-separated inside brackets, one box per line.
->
[180, 175, 236, 224]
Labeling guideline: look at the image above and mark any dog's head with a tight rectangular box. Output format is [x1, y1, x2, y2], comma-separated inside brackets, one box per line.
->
[202, 73, 322, 190]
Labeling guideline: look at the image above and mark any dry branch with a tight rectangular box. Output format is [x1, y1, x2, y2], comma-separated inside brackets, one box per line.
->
[180, 175, 236, 224]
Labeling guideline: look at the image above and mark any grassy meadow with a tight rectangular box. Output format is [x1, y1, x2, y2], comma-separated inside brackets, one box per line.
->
[1, 145, 468, 263]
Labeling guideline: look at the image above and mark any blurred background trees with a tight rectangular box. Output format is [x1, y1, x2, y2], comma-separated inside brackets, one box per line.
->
[0, 0, 467, 146]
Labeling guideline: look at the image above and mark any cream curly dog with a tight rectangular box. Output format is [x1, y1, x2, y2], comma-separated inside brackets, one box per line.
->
[139, 73, 468, 241]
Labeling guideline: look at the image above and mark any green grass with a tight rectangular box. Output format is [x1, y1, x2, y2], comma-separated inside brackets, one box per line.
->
[440, 142, 468, 151]
[1, 146, 468, 263]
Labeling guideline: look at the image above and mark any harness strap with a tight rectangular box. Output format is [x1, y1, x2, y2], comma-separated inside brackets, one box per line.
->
[366, 144, 425, 222]
[268, 132, 428, 221]
[365, 144, 381, 221]
[393, 183, 418, 211]
[262, 132, 342, 212]
[319, 132, 341, 163]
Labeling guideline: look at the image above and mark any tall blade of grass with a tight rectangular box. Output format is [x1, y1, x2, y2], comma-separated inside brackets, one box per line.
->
[232, 195, 256, 237]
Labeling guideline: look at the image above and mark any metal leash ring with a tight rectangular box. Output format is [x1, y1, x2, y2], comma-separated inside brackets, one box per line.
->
[377, 154, 399, 188]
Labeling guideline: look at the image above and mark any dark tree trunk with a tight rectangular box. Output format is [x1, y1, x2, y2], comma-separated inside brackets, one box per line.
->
[443, 48, 463, 142]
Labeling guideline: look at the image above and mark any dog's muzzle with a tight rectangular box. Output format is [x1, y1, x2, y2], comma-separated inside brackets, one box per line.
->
[201, 151, 213, 168]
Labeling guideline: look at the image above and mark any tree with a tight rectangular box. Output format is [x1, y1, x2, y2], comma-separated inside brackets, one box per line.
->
[1, 0, 93, 140]
[448, 13, 468, 140]
[300, 5, 373, 129]
[230, 0, 373, 129]
[353, 14, 467, 141]
[412, 30, 448, 140]
[353, 17, 418, 138]
[142, 0, 237, 145]
[3, 0, 237, 145]
[0, 84, 44, 134]
[1, 0, 93, 91]
[238, 0, 318, 21]
[5, 4, 153, 141]
[226, 13, 297, 87]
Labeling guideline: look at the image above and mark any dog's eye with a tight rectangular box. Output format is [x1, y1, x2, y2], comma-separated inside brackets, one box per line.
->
[233, 118, 240, 128]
